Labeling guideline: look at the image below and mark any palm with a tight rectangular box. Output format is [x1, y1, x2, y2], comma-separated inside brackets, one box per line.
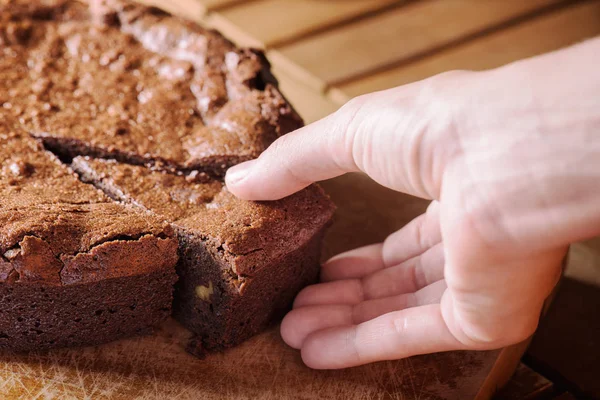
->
[281, 196, 565, 369]
[281, 201, 455, 368]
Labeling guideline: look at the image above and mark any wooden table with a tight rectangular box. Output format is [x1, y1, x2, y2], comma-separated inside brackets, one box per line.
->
[2, 1, 599, 398]
[191, 0, 600, 124]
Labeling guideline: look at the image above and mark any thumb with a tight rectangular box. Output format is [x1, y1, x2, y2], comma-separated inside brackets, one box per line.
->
[225, 72, 466, 201]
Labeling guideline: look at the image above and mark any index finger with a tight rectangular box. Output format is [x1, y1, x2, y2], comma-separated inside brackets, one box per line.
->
[225, 73, 464, 201]
[225, 99, 361, 200]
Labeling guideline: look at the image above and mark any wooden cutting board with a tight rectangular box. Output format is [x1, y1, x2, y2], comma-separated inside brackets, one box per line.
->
[0, 173, 527, 399]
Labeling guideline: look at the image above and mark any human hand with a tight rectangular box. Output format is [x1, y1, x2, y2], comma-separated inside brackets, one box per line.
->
[225, 37, 600, 369]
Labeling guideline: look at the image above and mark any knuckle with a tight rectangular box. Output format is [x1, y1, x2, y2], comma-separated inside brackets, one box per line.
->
[392, 315, 410, 337]
[411, 259, 428, 289]
[262, 134, 291, 163]
[414, 215, 430, 251]
[325, 95, 370, 172]
[338, 94, 369, 118]
[268, 137, 310, 186]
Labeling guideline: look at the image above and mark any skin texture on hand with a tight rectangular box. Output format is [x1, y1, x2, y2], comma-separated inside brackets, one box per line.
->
[226, 37, 600, 369]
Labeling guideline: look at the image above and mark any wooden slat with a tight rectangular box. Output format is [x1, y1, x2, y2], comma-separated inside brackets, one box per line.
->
[210, 0, 402, 48]
[336, 0, 600, 100]
[198, 0, 250, 13]
[206, 12, 267, 48]
[140, 0, 247, 18]
[273, 66, 340, 124]
[277, 0, 566, 90]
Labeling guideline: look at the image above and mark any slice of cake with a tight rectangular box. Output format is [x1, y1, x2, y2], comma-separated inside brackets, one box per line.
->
[71, 156, 335, 352]
[2, 0, 302, 176]
[0, 121, 179, 351]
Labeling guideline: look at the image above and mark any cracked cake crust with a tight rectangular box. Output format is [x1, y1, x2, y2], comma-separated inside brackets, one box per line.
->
[0, 120, 179, 351]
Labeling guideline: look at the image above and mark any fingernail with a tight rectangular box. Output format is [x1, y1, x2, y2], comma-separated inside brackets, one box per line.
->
[225, 159, 256, 185]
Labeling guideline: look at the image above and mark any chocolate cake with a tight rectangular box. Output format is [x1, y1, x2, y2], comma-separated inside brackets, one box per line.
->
[1, 0, 334, 354]
[71, 157, 334, 351]
[2, 0, 302, 176]
[0, 120, 179, 351]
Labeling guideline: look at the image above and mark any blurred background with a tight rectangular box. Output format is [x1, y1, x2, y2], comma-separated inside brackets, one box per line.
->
[147, 0, 600, 398]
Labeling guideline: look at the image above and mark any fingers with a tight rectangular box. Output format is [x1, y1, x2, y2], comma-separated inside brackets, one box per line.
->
[320, 204, 442, 283]
[226, 74, 466, 201]
[293, 279, 364, 308]
[225, 111, 354, 201]
[382, 200, 441, 266]
[362, 243, 444, 299]
[352, 280, 447, 323]
[300, 304, 463, 369]
[320, 243, 384, 282]
[300, 244, 444, 308]
[280, 305, 352, 349]
[282, 281, 447, 350]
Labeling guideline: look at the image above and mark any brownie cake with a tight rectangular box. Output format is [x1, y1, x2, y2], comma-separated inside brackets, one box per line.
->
[2, 0, 302, 176]
[1, 0, 334, 354]
[71, 157, 334, 351]
[0, 120, 179, 351]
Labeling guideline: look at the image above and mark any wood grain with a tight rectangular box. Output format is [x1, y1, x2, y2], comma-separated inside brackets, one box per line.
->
[138, 0, 246, 18]
[336, 0, 600, 100]
[277, 0, 565, 89]
[197, 0, 251, 14]
[210, 0, 402, 48]
[0, 321, 504, 400]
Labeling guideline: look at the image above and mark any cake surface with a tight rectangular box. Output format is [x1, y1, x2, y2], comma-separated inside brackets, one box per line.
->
[0, 120, 179, 351]
[1, 0, 303, 176]
[0, 0, 334, 354]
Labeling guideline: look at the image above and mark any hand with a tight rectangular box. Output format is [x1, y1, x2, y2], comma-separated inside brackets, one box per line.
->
[225, 37, 600, 369]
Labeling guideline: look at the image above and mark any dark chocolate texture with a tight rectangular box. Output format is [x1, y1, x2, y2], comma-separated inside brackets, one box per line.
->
[72, 157, 334, 350]
[0, 119, 179, 351]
